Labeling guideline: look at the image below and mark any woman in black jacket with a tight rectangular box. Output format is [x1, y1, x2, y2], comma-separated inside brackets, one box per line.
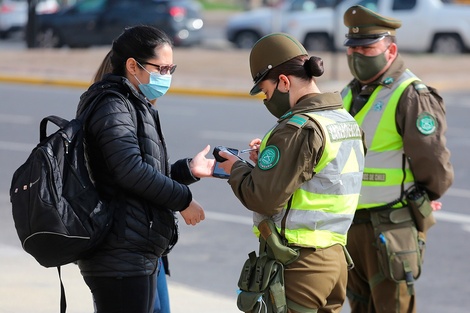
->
[76, 25, 215, 313]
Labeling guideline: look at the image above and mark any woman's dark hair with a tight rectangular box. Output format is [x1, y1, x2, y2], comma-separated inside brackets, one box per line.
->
[108, 25, 173, 77]
[93, 50, 113, 83]
[264, 55, 324, 83]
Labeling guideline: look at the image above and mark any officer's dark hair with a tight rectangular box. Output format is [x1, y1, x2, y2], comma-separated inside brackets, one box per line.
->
[264, 55, 324, 83]
[109, 25, 173, 77]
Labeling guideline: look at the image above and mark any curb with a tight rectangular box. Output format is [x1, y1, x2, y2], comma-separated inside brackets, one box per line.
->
[0, 74, 270, 99]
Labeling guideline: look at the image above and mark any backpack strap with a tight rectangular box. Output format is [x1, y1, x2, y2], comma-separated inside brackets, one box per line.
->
[80, 88, 137, 242]
[58, 267, 66, 313]
[39, 116, 70, 142]
[52, 87, 137, 313]
[78, 88, 126, 122]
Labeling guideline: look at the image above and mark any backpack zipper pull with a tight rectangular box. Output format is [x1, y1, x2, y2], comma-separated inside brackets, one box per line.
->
[62, 134, 71, 154]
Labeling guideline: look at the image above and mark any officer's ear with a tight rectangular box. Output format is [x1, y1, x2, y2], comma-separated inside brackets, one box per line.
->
[278, 74, 290, 93]
[387, 42, 398, 61]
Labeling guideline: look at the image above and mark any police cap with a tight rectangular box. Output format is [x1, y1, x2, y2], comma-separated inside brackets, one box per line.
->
[343, 5, 402, 47]
[249, 32, 307, 95]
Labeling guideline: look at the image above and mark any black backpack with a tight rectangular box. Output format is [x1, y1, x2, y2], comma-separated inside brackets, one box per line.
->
[9, 89, 122, 268]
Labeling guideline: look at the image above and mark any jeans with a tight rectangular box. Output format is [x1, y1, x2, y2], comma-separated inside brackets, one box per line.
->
[154, 257, 171, 313]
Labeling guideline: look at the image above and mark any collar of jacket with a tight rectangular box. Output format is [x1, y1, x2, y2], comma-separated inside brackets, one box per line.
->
[278, 92, 344, 121]
[102, 74, 150, 105]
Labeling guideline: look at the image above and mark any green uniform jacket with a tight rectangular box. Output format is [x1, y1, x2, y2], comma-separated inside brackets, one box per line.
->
[342, 54, 454, 200]
[228, 92, 365, 217]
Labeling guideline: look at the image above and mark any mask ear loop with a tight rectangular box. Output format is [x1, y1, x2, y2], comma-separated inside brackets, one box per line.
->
[133, 74, 143, 85]
[267, 80, 281, 101]
[136, 61, 152, 75]
[134, 60, 152, 86]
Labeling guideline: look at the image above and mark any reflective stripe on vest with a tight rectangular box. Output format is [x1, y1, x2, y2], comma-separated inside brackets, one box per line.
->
[342, 70, 419, 209]
[253, 109, 364, 248]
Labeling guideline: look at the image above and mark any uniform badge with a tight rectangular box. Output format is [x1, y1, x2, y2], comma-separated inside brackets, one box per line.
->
[373, 101, 383, 112]
[416, 112, 437, 135]
[258, 145, 280, 170]
[383, 77, 394, 85]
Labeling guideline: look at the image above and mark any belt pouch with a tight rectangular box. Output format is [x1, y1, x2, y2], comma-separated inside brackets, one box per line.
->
[371, 209, 422, 288]
[406, 188, 436, 233]
[237, 236, 287, 313]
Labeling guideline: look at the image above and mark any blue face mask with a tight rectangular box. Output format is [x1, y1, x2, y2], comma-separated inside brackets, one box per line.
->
[135, 63, 172, 100]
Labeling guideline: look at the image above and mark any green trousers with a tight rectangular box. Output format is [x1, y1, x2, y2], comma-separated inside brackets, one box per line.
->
[284, 244, 347, 313]
[346, 222, 416, 313]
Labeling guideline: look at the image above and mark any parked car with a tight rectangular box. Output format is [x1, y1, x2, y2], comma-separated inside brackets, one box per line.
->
[287, 0, 470, 54]
[0, 0, 59, 39]
[330, 0, 470, 54]
[228, 0, 470, 54]
[225, 0, 340, 50]
[29, 0, 204, 48]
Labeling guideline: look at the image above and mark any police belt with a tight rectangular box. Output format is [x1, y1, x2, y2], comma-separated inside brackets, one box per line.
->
[353, 206, 412, 225]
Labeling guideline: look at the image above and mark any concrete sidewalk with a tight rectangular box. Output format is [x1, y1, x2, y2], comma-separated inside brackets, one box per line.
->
[0, 8, 469, 95]
[0, 46, 469, 97]
[0, 46, 345, 96]
[0, 243, 240, 313]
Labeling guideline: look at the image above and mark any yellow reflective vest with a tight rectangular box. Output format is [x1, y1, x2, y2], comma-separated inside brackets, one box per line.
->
[341, 70, 420, 209]
[253, 108, 364, 248]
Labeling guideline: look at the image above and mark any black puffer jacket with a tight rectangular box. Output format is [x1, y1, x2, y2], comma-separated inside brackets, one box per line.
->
[77, 74, 198, 277]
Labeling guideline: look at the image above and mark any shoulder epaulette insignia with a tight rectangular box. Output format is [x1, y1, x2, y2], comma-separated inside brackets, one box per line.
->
[287, 115, 308, 128]
[412, 81, 429, 94]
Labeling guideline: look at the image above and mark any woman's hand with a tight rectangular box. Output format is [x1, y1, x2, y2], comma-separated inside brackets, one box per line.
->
[180, 199, 205, 226]
[189, 145, 216, 178]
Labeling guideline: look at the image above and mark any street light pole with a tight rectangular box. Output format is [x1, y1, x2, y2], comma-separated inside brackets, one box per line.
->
[26, 0, 38, 48]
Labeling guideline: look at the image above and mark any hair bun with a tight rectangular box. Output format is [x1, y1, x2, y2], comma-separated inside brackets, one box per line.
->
[304, 56, 324, 77]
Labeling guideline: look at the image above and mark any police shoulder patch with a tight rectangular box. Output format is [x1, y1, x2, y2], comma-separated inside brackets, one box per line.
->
[258, 145, 280, 170]
[416, 112, 437, 135]
[412, 81, 429, 94]
[287, 114, 308, 128]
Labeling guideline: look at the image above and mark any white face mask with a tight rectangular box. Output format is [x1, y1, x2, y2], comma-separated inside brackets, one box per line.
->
[135, 62, 172, 100]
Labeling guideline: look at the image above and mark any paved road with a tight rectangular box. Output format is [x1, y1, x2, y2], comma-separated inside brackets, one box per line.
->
[1, 84, 469, 313]
[1, 10, 469, 313]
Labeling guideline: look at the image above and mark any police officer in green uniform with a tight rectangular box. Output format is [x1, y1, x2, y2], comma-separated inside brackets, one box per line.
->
[218, 33, 365, 313]
[340, 5, 454, 313]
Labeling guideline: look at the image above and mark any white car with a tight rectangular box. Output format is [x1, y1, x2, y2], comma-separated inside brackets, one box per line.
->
[0, 0, 59, 39]
[227, 0, 470, 54]
[225, 0, 339, 50]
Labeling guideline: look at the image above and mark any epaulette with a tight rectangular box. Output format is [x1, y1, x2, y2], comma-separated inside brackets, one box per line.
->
[286, 114, 309, 128]
[412, 81, 429, 94]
